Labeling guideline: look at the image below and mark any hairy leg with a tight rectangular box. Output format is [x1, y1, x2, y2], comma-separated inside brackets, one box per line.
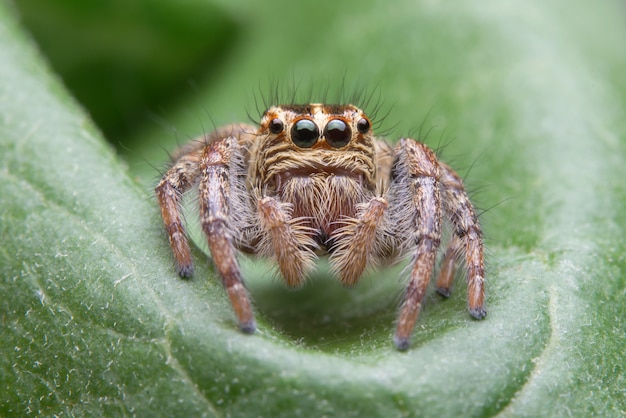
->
[155, 123, 256, 278]
[435, 235, 462, 297]
[257, 196, 318, 287]
[330, 197, 388, 286]
[392, 139, 442, 350]
[199, 137, 255, 333]
[439, 162, 486, 319]
[155, 151, 202, 277]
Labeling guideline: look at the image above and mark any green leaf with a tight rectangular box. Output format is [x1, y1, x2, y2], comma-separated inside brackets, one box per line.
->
[2, 0, 625, 416]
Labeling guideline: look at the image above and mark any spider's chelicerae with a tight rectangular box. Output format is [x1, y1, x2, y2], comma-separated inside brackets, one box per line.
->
[156, 103, 486, 350]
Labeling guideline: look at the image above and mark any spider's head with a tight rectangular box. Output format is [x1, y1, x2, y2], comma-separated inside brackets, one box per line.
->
[259, 103, 372, 150]
[255, 104, 377, 188]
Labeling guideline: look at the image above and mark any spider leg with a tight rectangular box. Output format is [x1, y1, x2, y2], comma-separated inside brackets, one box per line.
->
[257, 197, 318, 287]
[155, 150, 202, 277]
[199, 137, 255, 333]
[392, 139, 443, 351]
[155, 123, 256, 278]
[439, 162, 486, 320]
[435, 234, 462, 297]
[330, 197, 388, 286]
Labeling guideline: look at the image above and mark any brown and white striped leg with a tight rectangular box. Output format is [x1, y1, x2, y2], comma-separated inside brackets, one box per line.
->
[393, 139, 442, 351]
[199, 137, 255, 333]
[155, 151, 203, 277]
[435, 235, 462, 297]
[330, 197, 388, 286]
[257, 196, 318, 287]
[155, 124, 255, 277]
[440, 162, 486, 320]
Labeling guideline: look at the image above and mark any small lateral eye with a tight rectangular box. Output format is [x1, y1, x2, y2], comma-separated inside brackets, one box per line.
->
[357, 117, 370, 133]
[269, 118, 284, 134]
[324, 119, 351, 148]
[291, 119, 319, 148]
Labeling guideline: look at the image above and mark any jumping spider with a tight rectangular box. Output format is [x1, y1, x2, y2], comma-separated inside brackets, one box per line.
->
[156, 103, 486, 350]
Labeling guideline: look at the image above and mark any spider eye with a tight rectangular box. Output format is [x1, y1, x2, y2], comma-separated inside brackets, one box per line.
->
[356, 117, 370, 134]
[269, 118, 284, 134]
[324, 119, 351, 148]
[291, 119, 319, 148]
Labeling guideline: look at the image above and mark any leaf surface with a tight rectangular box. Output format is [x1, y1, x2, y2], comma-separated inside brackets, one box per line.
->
[1, 0, 625, 416]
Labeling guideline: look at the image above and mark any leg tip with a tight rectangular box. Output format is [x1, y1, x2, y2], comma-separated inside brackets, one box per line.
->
[177, 263, 194, 278]
[393, 335, 411, 351]
[436, 287, 451, 298]
[469, 306, 487, 320]
[239, 319, 256, 334]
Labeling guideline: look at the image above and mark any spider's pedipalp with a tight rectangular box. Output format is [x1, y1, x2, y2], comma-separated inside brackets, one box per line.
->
[329, 196, 388, 286]
[257, 196, 318, 286]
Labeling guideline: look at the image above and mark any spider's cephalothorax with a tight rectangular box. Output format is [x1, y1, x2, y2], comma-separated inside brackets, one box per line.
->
[156, 103, 486, 350]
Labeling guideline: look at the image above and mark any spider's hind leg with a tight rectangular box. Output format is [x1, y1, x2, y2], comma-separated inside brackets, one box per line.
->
[155, 149, 203, 277]
[439, 162, 486, 320]
[435, 234, 462, 298]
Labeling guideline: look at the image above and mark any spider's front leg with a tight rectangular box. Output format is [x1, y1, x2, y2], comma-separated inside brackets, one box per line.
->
[199, 137, 255, 333]
[391, 139, 443, 351]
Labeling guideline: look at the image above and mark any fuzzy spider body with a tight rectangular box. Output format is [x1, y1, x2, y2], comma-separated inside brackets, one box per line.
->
[156, 103, 486, 350]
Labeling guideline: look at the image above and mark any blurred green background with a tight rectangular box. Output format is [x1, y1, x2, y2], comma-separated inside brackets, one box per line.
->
[14, 0, 238, 140]
[2, 0, 626, 416]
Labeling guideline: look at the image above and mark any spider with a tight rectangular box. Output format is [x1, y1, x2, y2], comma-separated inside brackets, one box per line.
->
[155, 103, 486, 350]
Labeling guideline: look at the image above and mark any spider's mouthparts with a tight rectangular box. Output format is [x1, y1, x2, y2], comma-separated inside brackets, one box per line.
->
[271, 164, 367, 191]
[284, 164, 364, 179]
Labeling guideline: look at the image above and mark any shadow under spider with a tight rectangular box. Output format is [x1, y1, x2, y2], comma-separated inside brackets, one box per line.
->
[241, 259, 409, 351]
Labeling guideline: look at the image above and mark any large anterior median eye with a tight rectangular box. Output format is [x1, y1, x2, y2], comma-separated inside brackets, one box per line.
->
[324, 119, 351, 148]
[291, 119, 319, 148]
